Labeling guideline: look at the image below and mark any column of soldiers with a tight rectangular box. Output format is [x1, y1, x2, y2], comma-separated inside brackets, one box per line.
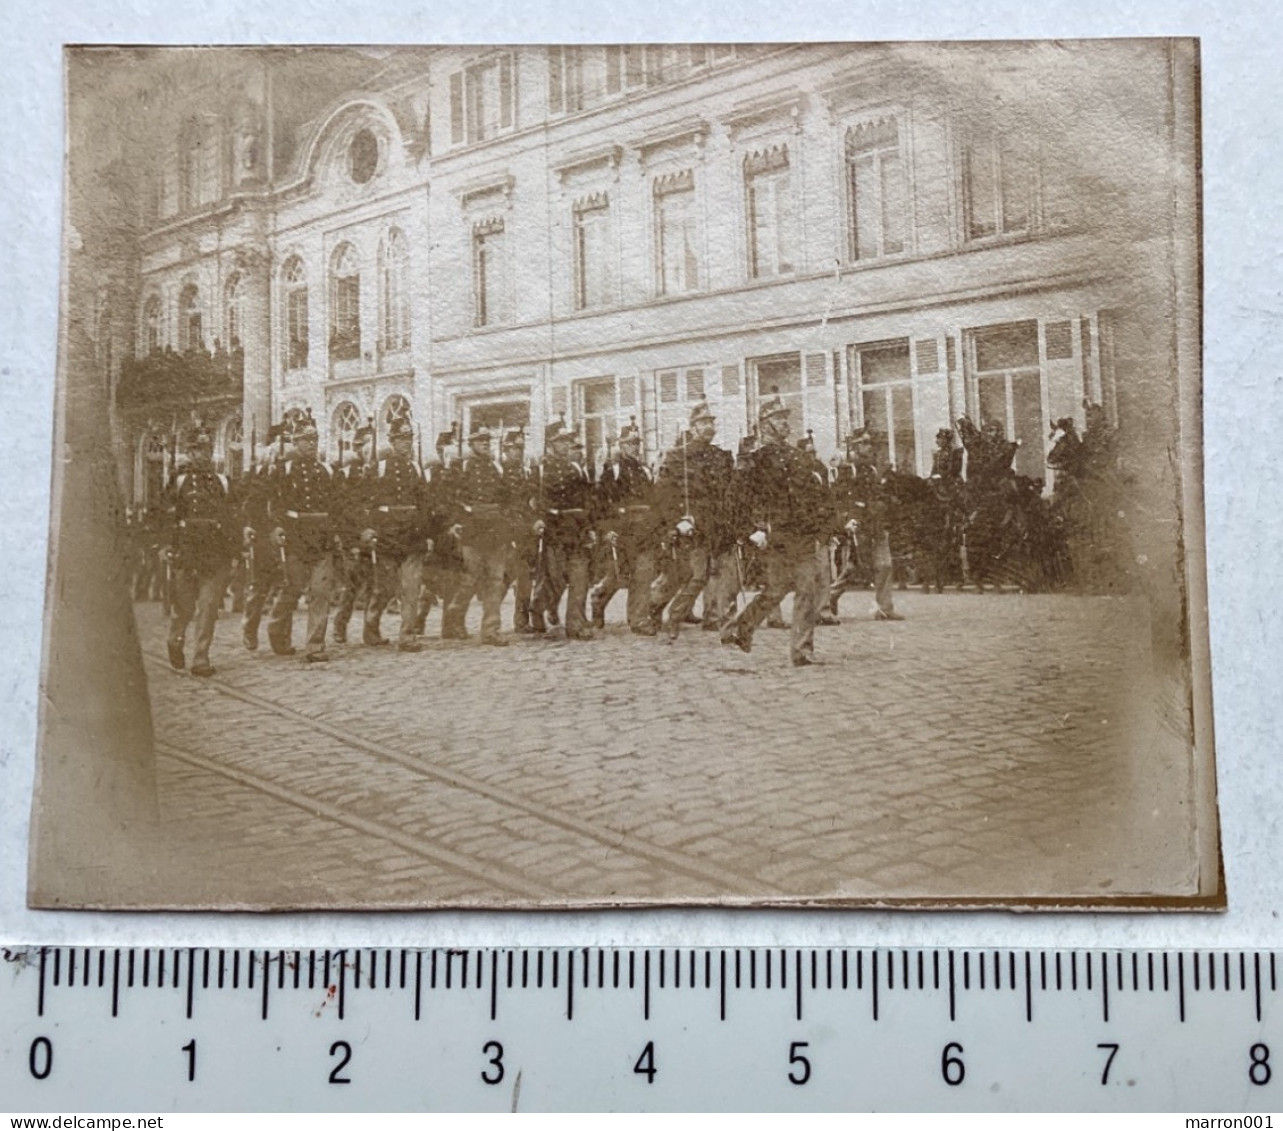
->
[149, 395, 1124, 674]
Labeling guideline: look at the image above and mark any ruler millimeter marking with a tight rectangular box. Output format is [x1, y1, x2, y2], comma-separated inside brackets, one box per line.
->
[3, 947, 1281, 1112]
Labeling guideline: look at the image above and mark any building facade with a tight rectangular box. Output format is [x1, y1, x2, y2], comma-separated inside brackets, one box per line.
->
[107, 42, 1181, 506]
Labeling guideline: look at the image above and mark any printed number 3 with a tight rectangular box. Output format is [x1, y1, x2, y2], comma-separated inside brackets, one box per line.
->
[482, 1040, 505, 1085]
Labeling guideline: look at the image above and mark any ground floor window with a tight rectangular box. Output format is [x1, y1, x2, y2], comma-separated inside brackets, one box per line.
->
[461, 394, 531, 445]
[852, 339, 917, 473]
[968, 320, 1045, 479]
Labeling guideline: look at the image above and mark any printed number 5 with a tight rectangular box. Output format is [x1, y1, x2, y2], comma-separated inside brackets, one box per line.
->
[788, 1041, 812, 1085]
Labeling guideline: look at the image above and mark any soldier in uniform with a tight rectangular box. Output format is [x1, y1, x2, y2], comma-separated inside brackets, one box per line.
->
[264, 413, 337, 661]
[362, 415, 431, 651]
[422, 425, 467, 639]
[589, 419, 661, 634]
[650, 401, 736, 639]
[720, 396, 834, 666]
[532, 419, 595, 640]
[443, 424, 511, 645]
[237, 431, 286, 651]
[500, 427, 539, 634]
[826, 430, 903, 620]
[162, 422, 238, 676]
[331, 422, 376, 645]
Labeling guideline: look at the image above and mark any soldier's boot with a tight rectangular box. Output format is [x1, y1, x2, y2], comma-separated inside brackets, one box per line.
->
[441, 608, 469, 641]
[363, 617, 389, 646]
[589, 593, 607, 630]
[529, 608, 547, 635]
[167, 638, 185, 671]
[513, 599, 535, 634]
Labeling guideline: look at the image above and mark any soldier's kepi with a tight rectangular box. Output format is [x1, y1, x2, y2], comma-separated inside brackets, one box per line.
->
[163, 421, 237, 677]
[265, 411, 338, 662]
[720, 394, 835, 666]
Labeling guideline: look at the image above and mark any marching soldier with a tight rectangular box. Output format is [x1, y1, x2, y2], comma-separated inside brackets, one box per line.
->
[532, 419, 595, 640]
[237, 430, 286, 651]
[361, 415, 430, 651]
[264, 413, 337, 661]
[719, 396, 834, 666]
[589, 418, 661, 634]
[827, 430, 903, 621]
[500, 426, 539, 634]
[422, 425, 467, 639]
[443, 424, 510, 645]
[650, 401, 736, 639]
[162, 422, 238, 676]
[331, 421, 376, 645]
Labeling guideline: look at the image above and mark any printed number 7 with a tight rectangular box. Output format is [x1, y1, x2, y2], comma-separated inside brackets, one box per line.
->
[1097, 1042, 1120, 1085]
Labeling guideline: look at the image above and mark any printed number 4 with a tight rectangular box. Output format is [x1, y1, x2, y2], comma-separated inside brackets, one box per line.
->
[634, 1041, 657, 1084]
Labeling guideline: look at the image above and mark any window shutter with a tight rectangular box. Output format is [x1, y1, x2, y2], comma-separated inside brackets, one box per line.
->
[618, 374, 637, 409]
[499, 55, 514, 129]
[685, 368, 705, 400]
[721, 363, 741, 396]
[805, 352, 827, 388]
[605, 47, 622, 94]
[659, 370, 679, 403]
[1045, 320, 1074, 360]
[450, 73, 464, 144]
[914, 338, 940, 374]
[550, 385, 568, 419]
[548, 47, 563, 114]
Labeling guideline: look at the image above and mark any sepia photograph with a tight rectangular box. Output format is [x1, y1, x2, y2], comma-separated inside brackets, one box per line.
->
[29, 39, 1219, 910]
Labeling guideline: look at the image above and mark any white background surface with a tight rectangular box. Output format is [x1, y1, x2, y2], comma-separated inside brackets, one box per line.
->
[0, 1, 1278, 952]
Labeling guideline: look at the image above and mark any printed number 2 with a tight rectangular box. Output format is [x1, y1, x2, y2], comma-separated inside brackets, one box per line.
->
[1098, 1043, 1120, 1085]
[634, 1041, 657, 1084]
[328, 1040, 352, 1085]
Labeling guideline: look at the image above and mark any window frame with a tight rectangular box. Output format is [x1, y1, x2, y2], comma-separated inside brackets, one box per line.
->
[844, 115, 910, 263]
[744, 145, 797, 280]
[281, 256, 309, 372]
[329, 243, 362, 363]
[653, 170, 701, 297]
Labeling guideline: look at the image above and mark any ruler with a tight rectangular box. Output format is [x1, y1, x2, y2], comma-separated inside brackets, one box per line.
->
[0, 947, 1279, 1112]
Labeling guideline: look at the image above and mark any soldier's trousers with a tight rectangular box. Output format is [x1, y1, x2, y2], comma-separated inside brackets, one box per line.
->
[242, 552, 284, 647]
[653, 541, 738, 636]
[446, 541, 508, 641]
[590, 542, 657, 633]
[828, 532, 894, 615]
[505, 541, 535, 630]
[537, 544, 591, 637]
[726, 539, 825, 663]
[367, 552, 425, 644]
[333, 550, 374, 640]
[168, 562, 231, 668]
[267, 551, 334, 658]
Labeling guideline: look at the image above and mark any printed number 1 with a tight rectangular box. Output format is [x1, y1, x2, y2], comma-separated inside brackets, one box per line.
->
[182, 1039, 196, 1082]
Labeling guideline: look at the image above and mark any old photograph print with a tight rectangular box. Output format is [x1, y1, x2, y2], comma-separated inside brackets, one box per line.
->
[30, 40, 1219, 909]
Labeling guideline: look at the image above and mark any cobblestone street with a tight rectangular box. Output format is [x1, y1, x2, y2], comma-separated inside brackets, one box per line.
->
[136, 587, 1201, 908]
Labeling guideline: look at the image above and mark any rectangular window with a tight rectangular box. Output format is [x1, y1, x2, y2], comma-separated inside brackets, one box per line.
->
[654, 172, 699, 296]
[548, 46, 584, 114]
[573, 195, 613, 310]
[655, 366, 710, 452]
[964, 129, 1035, 242]
[855, 340, 915, 472]
[330, 276, 360, 361]
[452, 54, 516, 145]
[286, 290, 308, 370]
[847, 117, 907, 260]
[576, 377, 620, 469]
[745, 147, 796, 279]
[463, 397, 530, 440]
[472, 220, 510, 327]
[969, 321, 1044, 478]
[752, 354, 805, 442]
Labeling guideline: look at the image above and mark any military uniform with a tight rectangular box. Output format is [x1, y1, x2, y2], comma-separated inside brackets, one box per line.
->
[589, 421, 661, 634]
[650, 402, 737, 638]
[362, 419, 430, 650]
[444, 426, 511, 644]
[499, 430, 539, 633]
[533, 420, 595, 640]
[237, 448, 285, 651]
[421, 431, 467, 638]
[163, 425, 238, 676]
[720, 397, 834, 666]
[331, 425, 376, 644]
[265, 417, 337, 661]
[827, 432, 901, 619]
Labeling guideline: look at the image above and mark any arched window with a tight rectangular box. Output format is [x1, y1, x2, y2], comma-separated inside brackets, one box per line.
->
[330, 242, 361, 362]
[222, 413, 244, 478]
[178, 283, 203, 353]
[380, 394, 413, 448]
[332, 401, 362, 463]
[224, 272, 245, 351]
[282, 256, 309, 370]
[142, 294, 162, 355]
[380, 228, 411, 352]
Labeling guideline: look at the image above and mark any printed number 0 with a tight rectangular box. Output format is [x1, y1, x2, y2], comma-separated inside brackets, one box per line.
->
[482, 1040, 505, 1085]
[28, 1037, 52, 1081]
[941, 1042, 965, 1086]
[1250, 1043, 1272, 1086]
